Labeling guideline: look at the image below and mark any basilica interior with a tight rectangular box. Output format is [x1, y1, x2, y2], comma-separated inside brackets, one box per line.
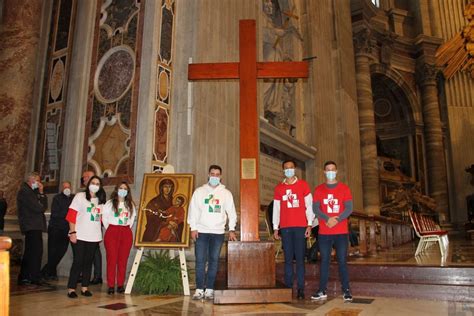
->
[1, 0, 474, 315]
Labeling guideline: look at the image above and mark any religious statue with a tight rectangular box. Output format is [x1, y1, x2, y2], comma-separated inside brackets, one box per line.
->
[262, 0, 303, 135]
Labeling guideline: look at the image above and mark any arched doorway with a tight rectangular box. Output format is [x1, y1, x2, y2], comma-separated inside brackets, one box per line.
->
[371, 71, 430, 218]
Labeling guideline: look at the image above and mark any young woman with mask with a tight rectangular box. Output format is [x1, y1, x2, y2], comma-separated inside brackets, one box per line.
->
[65, 175, 106, 298]
[102, 182, 136, 294]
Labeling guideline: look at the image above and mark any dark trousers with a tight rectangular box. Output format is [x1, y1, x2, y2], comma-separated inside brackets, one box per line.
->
[19, 230, 43, 282]
[42, 227, 69, 276]
[67, 240, 98, 289]
[318, 233, 350, 291]
[92, 245, 102, 278]
[280, 227, 306, 290]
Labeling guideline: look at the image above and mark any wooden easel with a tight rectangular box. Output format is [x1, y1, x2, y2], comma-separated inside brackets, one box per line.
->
[125, 246, 190, 295]
[125, 165, 190, 295]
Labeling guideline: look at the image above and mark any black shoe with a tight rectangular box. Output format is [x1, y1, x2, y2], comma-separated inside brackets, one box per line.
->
[81, 290, 93, 297]
[32, 279, 50, 286]
[90, 277, 102, 285]
[117, 286, 125, 294]
[107, 287, 114, 295]
[297, 289, 305, 300]
[67, 291, 78, 299]
[17, 278, 32, 286]
[343, 289, 353, 302]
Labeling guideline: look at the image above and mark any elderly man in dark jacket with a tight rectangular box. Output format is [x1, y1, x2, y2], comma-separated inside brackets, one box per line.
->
[17, 172, 48, 285]
[41, 181, 74, 280]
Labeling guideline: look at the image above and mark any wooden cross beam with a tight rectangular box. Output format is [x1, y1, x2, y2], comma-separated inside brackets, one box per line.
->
[188, 19, 309, 241]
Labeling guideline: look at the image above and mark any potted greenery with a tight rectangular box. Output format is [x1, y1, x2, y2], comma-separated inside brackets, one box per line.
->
[133, 250, 183, 295]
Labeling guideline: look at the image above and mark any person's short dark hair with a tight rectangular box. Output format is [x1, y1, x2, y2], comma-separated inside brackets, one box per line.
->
[282, 159, 296, 169]
[208, 164, 222, 173]
[324, 160, 337, 169]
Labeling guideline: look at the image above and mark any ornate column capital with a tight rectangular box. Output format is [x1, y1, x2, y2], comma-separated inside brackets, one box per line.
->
[416, 63, 440, 87]
[353, 28, 375, 57]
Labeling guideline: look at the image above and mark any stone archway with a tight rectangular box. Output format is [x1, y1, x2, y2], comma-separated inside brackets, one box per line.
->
[369, 66, 430, 217]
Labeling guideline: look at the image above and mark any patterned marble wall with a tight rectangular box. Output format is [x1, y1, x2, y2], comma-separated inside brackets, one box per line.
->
[35, 0, 77, 193]
[83, 0, 144, 185]
[0, 0, 43, 213]
[152, 0, 175, 173]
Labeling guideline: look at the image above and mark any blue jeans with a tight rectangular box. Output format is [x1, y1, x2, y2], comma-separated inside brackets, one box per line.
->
[280, 227, 306, 290]
[318, 234, 350, 291]
[195, 232, 225, 290]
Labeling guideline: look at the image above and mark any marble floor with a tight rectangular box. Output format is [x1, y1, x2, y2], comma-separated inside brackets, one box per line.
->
[9, 280, 474, 316]
[9, 236, 474, 315]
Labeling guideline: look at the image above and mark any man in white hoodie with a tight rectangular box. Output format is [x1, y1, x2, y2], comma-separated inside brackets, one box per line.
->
[188, 165, 238, 300]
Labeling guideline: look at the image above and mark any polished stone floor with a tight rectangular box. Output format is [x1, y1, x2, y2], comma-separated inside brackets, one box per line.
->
[9, 235, 474, 315]
[9, 281, 474, 316]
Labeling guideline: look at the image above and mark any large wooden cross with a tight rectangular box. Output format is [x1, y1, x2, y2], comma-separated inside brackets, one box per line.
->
[188, 20, 309, 242]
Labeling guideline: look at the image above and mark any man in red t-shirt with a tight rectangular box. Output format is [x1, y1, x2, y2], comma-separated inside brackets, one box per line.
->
[310, 161, 353, 302]
[273, 159, 315, 300]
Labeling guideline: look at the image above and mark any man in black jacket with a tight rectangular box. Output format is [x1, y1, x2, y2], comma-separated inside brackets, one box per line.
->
[0, 190, 7, 234]
[17, 172, 48, 285]
[41, 181, 74, 280]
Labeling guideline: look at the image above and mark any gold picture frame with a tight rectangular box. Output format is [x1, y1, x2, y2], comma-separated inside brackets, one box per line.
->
[135, 173, 194, 248]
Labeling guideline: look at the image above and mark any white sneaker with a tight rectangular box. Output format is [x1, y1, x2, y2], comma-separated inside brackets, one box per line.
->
[204, 288, 214, 300]
[192, 289, 204, 300]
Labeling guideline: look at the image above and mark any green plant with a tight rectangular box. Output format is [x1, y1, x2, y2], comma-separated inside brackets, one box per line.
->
[133, 250, 183, 295]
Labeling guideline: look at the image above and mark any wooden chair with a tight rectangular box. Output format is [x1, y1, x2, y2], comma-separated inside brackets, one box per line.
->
[264, 218, 282, 258]
[409, 210, 449, 257]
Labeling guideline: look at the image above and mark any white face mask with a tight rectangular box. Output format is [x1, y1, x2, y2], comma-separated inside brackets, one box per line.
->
[63, 188, 71, 196]
[31, 181, 39, 190]
[89, 184, 100, 193]
[208, 176, 221, 187]
[118, 188, 128, 198]
[325, 170, 337, 181]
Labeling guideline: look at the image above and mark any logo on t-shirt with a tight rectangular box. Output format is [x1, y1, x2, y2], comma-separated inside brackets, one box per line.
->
[282, 189, 299, 208]
[205, 194, 221, 213]
[87, 203, 101, 222]
[323, 194, 339, 213]
[115, 207, 129, 225]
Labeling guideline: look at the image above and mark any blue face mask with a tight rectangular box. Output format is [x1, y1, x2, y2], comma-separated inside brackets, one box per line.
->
[118, 189, 128, 198]
[209, 176, 220, 187]
[325, 171, 337, 181]
[284, 168, 295, 178]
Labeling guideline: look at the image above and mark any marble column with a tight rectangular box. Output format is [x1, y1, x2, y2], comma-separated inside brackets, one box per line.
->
[0, 0, 44, 213]
[416, 63, 449, 223]
[353, 29, 381, 216]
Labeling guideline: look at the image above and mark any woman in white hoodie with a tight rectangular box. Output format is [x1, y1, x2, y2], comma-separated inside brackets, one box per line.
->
[187, 165, 238, 300]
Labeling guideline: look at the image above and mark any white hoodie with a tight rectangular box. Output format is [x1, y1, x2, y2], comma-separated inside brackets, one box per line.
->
[187, 183, 237, 234]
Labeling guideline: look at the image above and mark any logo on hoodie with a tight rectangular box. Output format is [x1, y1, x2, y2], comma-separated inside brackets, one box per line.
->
[204, 194, 221, 213]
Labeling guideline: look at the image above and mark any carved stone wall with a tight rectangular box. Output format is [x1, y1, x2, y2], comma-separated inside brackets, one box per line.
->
[83, 0, 144, 185]
[35, 0, 77, 193]
[151, 0, 176, 173]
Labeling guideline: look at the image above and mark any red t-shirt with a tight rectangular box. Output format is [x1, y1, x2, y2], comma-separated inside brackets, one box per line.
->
[313, 182, 352, 235]
[274, 179, 311, 228]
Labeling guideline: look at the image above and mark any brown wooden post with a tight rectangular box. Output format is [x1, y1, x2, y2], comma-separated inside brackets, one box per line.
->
[0, 237, 12, 316]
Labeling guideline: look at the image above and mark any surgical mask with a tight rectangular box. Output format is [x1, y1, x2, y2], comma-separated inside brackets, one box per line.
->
[325, 171, 337, 181]
[118, 189, 128, 198]
[209, 176, 220, 187]
[31, 181, 39, 190]
[89, 184, 100, 193]
[63, 188, 71, 196]
[284, 168, 295, 178]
